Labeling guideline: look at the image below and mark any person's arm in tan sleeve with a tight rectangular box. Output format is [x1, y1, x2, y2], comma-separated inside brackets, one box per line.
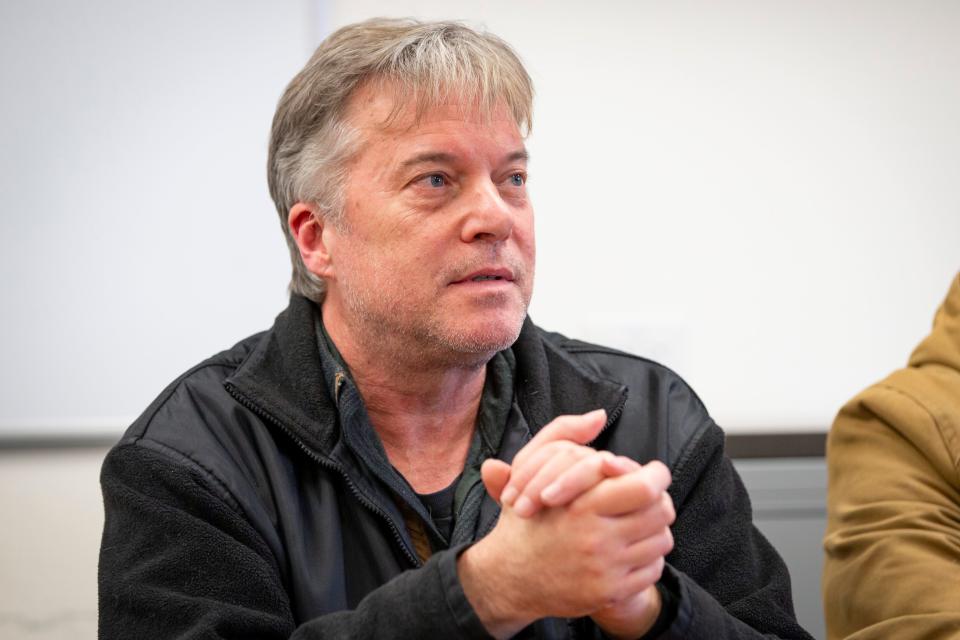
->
[823, 376, 960, 640]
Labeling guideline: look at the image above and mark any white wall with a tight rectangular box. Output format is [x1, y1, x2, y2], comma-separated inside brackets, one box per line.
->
[2, 0, 958, 437]
[0, 0, 314, 437]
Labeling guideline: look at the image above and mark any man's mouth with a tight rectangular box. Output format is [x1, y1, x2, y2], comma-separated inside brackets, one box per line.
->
[451, 268, 516, 284]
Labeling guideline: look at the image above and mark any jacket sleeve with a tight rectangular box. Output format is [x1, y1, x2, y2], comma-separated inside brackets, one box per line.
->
[822, 382, 960, 640]
[99, 441, 492, 639]
[657, 419, 813, 639]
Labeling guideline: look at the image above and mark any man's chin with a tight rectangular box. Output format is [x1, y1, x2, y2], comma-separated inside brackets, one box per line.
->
[438, 316, 525, 357]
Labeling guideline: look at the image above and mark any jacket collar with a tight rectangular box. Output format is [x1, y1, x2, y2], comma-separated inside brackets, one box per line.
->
[225, 295, 627, 457]
[225, 295, 340, 455]
[512, 317, 629, 435]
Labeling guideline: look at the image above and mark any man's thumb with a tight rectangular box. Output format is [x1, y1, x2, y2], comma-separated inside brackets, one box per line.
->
[480, 459, 512, 503]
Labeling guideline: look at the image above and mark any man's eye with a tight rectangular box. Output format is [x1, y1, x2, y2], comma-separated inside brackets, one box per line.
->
[510, 173, 525, 186]
[425, 174, 446, 188]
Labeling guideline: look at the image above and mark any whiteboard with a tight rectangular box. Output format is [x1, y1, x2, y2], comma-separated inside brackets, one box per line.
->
[2, 0, 958, 438]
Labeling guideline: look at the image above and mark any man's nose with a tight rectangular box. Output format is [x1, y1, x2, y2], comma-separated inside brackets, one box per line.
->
[460, 180, 514, 243]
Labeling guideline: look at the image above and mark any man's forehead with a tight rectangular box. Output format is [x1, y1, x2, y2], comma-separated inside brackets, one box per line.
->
[343, 78, 521, 135]
[341, 81, 527, 175]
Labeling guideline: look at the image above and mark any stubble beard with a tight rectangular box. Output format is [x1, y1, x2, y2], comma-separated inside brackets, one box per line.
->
[339, 258, 530, 371]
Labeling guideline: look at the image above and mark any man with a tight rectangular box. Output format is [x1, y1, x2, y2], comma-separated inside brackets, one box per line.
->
[823, 272, 960, 639]
[99, 18, 811, 639]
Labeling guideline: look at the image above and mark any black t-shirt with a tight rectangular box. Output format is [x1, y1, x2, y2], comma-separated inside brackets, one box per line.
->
[416, 473, 461, 544]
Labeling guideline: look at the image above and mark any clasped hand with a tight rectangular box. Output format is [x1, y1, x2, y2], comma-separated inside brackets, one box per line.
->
[458, 410, 676, 640]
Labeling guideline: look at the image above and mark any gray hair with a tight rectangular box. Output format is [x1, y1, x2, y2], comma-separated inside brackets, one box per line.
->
[267, 17, 535, 302]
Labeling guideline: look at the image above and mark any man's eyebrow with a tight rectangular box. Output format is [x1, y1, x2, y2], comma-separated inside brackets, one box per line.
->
[399, 152, 457, 170]
[398, 149, 529, 171]
[505, 149, 530, 164]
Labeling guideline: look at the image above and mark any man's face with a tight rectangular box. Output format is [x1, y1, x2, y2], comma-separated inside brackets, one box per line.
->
[321, 84, 535, 366]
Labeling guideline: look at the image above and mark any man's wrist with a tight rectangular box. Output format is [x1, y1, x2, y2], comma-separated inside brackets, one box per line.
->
[594, 583, 663, 640]
[640, 578, 679, 639]
[456, 538, 536, 639]
[438, 545, 503, 637]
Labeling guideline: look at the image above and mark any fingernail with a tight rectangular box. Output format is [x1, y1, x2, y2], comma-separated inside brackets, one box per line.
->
[501, 486, 518, 505]
[514, 495, 534, 517]
[587, 408, 606, 419]
[541, 483, 560, 503]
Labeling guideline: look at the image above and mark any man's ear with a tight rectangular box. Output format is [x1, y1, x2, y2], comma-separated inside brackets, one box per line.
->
[288, 202, 337, 280]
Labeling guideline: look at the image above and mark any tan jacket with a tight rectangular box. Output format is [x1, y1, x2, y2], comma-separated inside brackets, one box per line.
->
[823, 273, 960, 639]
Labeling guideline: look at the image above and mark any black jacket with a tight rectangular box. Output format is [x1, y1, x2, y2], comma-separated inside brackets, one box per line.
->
[99, 295, 812, 639]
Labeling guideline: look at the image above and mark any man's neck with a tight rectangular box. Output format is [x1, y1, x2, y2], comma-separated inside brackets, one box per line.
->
[322, 305, 488, 493]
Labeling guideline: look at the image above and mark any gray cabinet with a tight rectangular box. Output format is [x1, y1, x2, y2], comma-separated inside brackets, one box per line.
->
[734, 458, 827, 640]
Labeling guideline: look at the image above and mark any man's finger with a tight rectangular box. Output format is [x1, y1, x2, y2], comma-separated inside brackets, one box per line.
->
[580, 460, 673, 516]
[620, 557, 667, 596]
[511, 409, 607, 470]
[481, 459, 512, 503]
[504, 440, 593, 509]
[539, 451, 622, 508]
[511, 446, 595, 517]
[600, 455, 641, 478]
[622, 528, 674, 568]
[502, 409, 607, 505]
[608, 493, 677, 542]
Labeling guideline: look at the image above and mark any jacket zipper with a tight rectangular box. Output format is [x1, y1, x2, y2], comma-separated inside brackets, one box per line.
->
[224, 382, 422, 568]
[588, 390, 628, 447]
